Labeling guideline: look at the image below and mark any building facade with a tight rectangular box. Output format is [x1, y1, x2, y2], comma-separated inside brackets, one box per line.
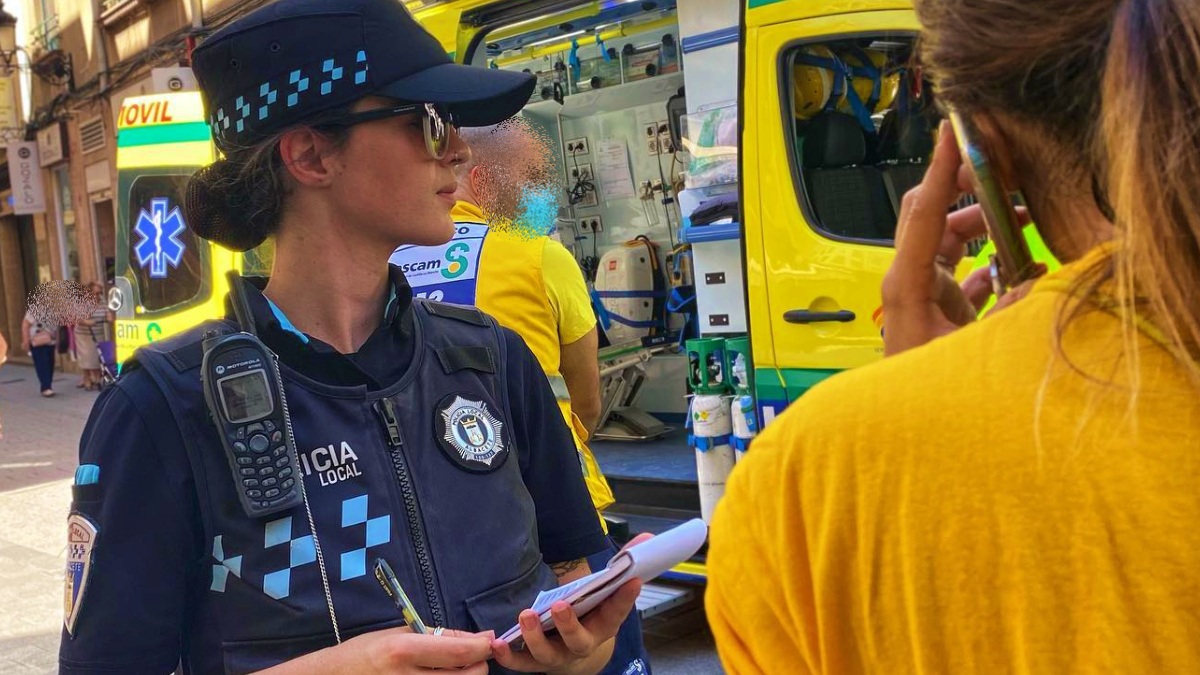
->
[0, 0, 263, 361]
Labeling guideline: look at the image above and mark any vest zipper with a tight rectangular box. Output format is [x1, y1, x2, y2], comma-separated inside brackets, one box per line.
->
[372, 397, 445, 627]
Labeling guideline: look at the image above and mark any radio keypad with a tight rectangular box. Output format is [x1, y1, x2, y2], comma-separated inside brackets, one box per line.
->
[225, 421, 301, 513]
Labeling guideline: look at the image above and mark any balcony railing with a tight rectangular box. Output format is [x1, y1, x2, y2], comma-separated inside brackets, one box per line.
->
[100, 0, 156, 27]
[101, 0, 136, 13]
[29, 14, 60, 54]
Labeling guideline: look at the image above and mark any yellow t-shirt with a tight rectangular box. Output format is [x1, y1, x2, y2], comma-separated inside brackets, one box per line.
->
[542, 240, 599, 347]
[707, 248, 1200, 674]
[454, 202, 616, 518]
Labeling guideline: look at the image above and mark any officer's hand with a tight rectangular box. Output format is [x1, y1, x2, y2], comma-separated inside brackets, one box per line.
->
[355, 627, 493, 673]
[255, 626, 492, 674]
[882, 122, 1041, 356]
[489, 577, 642, 675]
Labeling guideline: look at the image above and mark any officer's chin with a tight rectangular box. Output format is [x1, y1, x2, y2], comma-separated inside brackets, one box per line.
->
[410, 215, 457, 247]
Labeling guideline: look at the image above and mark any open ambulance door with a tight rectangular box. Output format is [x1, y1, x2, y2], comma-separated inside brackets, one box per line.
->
[741, 3, 925, 419]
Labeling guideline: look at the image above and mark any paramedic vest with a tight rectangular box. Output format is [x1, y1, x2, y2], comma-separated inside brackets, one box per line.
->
[129, 300, 558, 675]
[391, 203, 615, 515]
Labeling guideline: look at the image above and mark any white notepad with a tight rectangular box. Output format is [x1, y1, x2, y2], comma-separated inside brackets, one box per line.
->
[501, 518, 708, 646]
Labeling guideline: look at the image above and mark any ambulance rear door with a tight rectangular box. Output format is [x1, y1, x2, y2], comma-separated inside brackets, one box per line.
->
[741, 1, 920, 417]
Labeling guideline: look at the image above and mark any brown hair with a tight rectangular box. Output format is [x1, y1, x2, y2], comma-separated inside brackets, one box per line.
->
[916, 0, 1200, 384]
[915, 0, 1116, 198]
[1102, 0, 1200, 380]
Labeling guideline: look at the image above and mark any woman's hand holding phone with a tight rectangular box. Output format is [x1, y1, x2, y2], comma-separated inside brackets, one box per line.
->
[882, 121, 1043, 356]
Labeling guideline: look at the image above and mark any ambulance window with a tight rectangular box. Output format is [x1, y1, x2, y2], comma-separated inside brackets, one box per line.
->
[127, 175, 206, 312]
[785, 38, 935, 244]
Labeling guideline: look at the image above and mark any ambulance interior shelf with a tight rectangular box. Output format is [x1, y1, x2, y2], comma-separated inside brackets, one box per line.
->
[679, 222, 740, 244]
[524, 70, 684, 119]
[680, 104, 737, 191]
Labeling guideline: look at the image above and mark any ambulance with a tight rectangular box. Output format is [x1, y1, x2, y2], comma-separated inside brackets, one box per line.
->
[109, 92, 273, 360]
[404, 0, 937, 581]
[110, 0, 972, 580]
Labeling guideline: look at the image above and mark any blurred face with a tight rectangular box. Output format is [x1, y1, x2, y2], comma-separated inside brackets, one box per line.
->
[471, 120, 557, 225]
[326, 96, 469, 247]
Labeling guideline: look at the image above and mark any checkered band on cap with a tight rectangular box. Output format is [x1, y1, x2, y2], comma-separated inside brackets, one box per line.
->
[208, 49, 371, 148]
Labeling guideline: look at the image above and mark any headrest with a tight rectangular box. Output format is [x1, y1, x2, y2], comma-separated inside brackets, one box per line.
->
[877, 110, 934, 161]
[802, 112, 866, 169]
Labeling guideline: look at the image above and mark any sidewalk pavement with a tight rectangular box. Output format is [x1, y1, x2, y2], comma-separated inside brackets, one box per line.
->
[0, 364, 96, 674]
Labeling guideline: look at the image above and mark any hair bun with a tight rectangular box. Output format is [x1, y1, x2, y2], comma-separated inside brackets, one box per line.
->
[185, 160, 271, 252]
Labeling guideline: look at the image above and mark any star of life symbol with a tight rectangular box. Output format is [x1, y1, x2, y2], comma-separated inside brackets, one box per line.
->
[441, 396, 504, 466]
[134, 198, 187, 278]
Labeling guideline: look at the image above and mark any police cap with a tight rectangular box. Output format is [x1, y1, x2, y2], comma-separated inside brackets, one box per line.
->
[193, 0, 535, 152]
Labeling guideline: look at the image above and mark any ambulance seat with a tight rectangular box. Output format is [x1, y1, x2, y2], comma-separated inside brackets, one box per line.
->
[877, 110, 935, 216]
[801, 111, 895, 241]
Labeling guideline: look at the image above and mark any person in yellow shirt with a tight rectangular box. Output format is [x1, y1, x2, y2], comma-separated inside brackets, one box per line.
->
[707, 1, 1200, 673]
[391, 119, 650, 675]
[391, 118, 614, 514]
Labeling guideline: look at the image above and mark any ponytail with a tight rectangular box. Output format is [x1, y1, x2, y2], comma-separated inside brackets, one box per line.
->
[184, 106, 354, 252]
[185, 140, 287, 252]
[1101, 0, 1200, 380]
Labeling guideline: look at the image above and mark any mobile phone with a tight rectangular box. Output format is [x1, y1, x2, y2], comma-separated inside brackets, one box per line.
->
[947, 110, 1038, 295]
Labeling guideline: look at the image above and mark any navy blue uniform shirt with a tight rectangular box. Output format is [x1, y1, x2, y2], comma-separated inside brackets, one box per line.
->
[59, 265, 606, 674]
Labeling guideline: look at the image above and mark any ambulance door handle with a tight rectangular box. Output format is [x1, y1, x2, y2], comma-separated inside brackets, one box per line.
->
[783, 309, 855, 324]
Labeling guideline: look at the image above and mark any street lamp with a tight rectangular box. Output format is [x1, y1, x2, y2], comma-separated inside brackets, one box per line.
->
[0, 1, 25, 143]
[0, 1, 18, 77]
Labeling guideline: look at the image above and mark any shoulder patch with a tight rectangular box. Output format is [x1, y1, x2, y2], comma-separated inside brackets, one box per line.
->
[435, 346, 495, 375]
[421, 301, 488, 327]
[64, 512, 100, 636]
[434, 393, 509, 473]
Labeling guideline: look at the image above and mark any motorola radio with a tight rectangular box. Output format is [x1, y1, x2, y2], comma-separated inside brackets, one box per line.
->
[202, 272, 304, 517]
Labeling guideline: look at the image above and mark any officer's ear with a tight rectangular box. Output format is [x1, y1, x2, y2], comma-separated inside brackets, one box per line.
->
[278, 127, 339, 187]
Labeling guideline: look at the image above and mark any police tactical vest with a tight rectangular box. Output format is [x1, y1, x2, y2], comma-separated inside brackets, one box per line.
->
[131, 300, 558, 675]
[392, 211, 617, 516]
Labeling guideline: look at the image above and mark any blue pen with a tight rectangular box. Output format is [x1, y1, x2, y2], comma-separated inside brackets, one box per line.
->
[373, 557, 429, 634]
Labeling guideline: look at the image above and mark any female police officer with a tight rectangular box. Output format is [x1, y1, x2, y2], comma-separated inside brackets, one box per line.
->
[58, 0, 639, 673]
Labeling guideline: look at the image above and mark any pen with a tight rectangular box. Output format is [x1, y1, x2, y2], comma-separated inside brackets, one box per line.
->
[373, 557, 429, 634]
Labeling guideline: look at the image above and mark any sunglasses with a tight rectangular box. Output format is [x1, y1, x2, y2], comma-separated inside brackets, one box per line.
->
[318, 102, 457, 160]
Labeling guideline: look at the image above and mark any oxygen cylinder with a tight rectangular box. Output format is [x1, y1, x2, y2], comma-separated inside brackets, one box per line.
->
[690, 393, 735, 523]
[730, 393, 757, 463]
[725, 338, 757, 461]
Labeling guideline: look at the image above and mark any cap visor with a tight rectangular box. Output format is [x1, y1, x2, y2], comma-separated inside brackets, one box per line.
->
[376, 63, 536, 126]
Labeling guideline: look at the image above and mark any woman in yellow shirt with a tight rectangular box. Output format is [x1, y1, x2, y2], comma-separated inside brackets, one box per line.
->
[707, 1, 1200, 673]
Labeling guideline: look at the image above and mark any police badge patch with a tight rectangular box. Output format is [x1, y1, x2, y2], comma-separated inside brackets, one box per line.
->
[434, 394, 508, 472]
[64, 513, 99, 636]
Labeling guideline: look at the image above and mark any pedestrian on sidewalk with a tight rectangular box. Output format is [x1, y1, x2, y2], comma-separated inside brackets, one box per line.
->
[73, 282, 109, 391]
[21, 308, 57, 397]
